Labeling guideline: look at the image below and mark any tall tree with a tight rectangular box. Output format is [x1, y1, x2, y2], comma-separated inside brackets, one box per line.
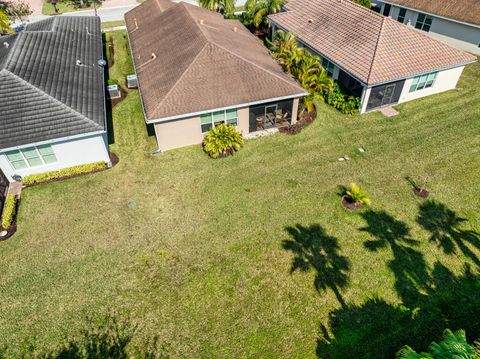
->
[198, 0, 235, 14]
[245, 0, 284, 28]
[352, 0, 371, 8]
[0, 8, 12, 34]
[1, 0, 32, 22]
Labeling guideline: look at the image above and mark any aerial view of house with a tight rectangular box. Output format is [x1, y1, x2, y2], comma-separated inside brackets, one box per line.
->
[0, 0, 479, 357]
[0, 16, 110, 182]
[269, 0, 477, 113]
[374, 0, 480, 55]
[125, 0, 306, 151]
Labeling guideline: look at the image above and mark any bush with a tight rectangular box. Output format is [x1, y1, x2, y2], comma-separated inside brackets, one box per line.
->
[345, 183, 371, 205]
[1, 194, 17, 229]
[324, 83, 361, 115]
[23, 162, 107, 186]
[202, 124, 244, 159]
[107, 78, 119, 86]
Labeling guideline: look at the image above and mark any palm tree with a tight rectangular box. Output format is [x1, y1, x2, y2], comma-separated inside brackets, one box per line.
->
[245, 0, 284, 28]
[198, 0, 235, 14]
[0, 9, 13, 35]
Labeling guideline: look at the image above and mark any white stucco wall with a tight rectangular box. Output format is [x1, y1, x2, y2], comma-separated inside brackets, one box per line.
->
[397, 66, 464, 104]
[378, 1, 480, 55]
[0, 133, 110, 182]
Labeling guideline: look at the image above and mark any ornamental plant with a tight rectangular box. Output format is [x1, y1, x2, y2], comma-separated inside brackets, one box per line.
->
[202, 124, 244, 159]
[345, 183, 371, 205]
[1, 194, 17, 229]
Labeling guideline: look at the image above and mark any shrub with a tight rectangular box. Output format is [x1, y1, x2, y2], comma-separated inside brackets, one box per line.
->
[345, 183, 371, 205]
[107, 78, 119, 86]
[324, 83, 361, 115]
[202, 124, 244, 159]
[23, 162, 107, 186]
[1, 194, 17, 229]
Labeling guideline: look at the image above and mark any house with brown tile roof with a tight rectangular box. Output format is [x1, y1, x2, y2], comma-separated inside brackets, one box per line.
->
[124, 0, 306, 152]
[269, 0, 477, 113]
[375, 0, 480, 55]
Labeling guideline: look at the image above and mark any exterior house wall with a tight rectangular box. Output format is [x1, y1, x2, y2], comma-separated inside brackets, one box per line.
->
[154, 100, 301, 152]
[0, 133, 110, 182]
[378, 1, 480, 54]
[397, 65, 464, 103]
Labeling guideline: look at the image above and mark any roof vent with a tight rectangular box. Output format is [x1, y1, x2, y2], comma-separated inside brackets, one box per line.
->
[200, 19, 204, 25]
[233, 26, 238, 32]
[76, 59, 83, 66]
[307, 18, 314, 23]
[3, 42, 9, 49]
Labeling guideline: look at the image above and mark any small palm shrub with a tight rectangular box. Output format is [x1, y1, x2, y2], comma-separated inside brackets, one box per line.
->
[1, 194, 17, 229]
[345, 183, 371, 205]
[202, 124, 244, 159]
[324, 83, 361, 115]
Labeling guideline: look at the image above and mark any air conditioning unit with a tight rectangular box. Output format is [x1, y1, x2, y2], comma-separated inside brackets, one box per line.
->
[107, 84, 121, 99]
[126, 74, 138, 89]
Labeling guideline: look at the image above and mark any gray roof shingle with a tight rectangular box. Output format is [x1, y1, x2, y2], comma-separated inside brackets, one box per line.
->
[0, 16, 105, 150]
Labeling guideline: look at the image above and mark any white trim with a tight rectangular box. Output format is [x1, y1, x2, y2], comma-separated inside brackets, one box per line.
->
[5, 144, 58, 171]
[145, 93, 307, 124]
[200, 109, 238, 133]
[0, 131, 106, 154]
[380, 0, 480, 29]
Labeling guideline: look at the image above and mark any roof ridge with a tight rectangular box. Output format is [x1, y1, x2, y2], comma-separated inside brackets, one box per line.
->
[150, 42, 209, 117]
[211, 41, 305, 92]
[180, 2, 210, 43]
[366, 15, 386, 84]
[4, 70, 103, 131]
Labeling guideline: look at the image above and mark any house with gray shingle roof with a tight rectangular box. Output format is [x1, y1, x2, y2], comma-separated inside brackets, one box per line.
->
[268, 0, 477, 113]
[0, 16, 111, 183]
[125, 0, 307, 152]
[375, 0, 480, 55]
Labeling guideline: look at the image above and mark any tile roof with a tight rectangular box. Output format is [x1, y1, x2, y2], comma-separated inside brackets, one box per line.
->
[269, 0, 477, 86]
[125, 0, 306, 122]
[383, 0, 480, 27]
[0, 16, 105, 150]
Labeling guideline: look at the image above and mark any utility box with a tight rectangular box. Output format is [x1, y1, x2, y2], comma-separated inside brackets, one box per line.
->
[126, 74, 138, 89]
[107, 84, 121, 99]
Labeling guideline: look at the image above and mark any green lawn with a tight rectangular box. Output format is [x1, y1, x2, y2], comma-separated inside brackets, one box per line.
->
[0, 32, 479, 358]
[42, 0, 102, 15]
[101, 20, 126, 30]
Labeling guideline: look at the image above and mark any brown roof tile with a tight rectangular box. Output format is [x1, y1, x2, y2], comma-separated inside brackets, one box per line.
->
[269, 0, 477, 85]
[125, 0, 306, 121]
[383, 0, 480, 26]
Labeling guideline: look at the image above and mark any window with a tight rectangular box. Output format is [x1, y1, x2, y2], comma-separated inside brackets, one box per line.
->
[415, 13, 433, 32]
[5, 145, 57, 170]
[322, 58, 334, 77]
[200, 109, 238, 133]
[382, 3, 391, 16]
[397, 8, 406, 23]
[409, 72, 437, 92]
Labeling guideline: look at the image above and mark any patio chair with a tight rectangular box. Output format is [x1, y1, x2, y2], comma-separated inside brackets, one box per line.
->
[256, 116, 265, 130]
[276, 112, 289, 125]
[266, 112, 276, 126]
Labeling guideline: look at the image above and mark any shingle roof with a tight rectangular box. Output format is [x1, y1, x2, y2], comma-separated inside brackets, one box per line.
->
[383, 0, 480, 27]
[0, 16, 105, 150]
[269, 0, 477, 86]
[125, 0, 306, 122]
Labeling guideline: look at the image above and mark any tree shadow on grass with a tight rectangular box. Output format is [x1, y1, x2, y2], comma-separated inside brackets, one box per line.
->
[283, 224, 351, 308]
[417, 200, 480, 267]
[360, 210, 430, 305]
[316, 263, 480, 359]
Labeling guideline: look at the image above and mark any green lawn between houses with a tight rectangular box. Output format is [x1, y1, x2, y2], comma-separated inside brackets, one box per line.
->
[42, 0, 102, 15]
[0, 31, 479, 358]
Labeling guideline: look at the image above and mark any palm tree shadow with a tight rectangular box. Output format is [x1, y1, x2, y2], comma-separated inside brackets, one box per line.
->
[283, 224, 351, 308]
[417, 200, 480, 267]
[360, 210, 430, 305]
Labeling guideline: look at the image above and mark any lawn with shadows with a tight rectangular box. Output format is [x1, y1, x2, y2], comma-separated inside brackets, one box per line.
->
[0, 34, 478, 357]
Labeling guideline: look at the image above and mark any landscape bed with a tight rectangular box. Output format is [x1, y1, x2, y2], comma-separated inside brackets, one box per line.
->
[0, 32, 478, 358]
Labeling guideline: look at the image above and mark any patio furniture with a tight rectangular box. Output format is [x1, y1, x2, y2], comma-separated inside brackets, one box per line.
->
[266, 112, 276, 126]
[276, 111, 289, 125]
[256, 116, 265, 130]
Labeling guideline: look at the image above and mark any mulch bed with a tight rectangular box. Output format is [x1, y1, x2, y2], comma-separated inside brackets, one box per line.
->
[413, 188, 429, 198]
[111, 87, 128, 108]
[279, 108, 317, 135]
[341, 196, 364, 211]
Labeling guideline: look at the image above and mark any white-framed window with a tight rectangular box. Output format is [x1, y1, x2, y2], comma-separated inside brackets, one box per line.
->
[409, 72, 438, 92]
[322, 58, 334, 77]
[200, 109, 238, 133]
[415, 13, 433, 32]
[5, 144, 58, 170]
[397, 8, 406, 23]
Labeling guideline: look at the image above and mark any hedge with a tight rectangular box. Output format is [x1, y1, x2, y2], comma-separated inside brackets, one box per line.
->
[23, 162, 107, 186]
[1, 194, 17, 229]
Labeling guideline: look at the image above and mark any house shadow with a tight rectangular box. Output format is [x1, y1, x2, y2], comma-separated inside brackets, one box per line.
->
[316, 262, 480, 359]
[417, 200, 480, 267]
[360, 210, 430, 305]
[283, 224, 351, 308]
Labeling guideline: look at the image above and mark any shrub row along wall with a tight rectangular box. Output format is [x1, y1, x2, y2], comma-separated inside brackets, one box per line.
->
[23, 162, 107, 186]
[1, 194, 17, 229]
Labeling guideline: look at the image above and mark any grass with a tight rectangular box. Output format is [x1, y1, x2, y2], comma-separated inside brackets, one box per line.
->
[42, 0, 102, 15]
[0, 32, 479, 358]
[101, 20, 126, 30]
